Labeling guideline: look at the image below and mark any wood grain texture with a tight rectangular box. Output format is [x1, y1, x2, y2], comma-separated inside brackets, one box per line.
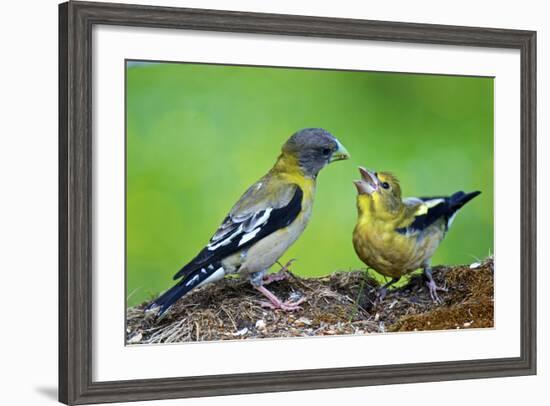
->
[58, 1, 537, 404]
[58, 3, 69, 403]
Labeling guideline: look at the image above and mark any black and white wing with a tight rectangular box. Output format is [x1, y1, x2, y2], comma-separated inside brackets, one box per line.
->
[397, 191, 481, 235]
[173, 183, 303, 280]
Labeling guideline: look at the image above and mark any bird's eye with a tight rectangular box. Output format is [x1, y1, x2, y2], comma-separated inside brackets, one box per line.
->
[322, 148, 331, 156]
[381, 182, 390, 189]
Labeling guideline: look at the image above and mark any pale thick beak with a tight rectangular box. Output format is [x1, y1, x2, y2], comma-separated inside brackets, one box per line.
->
[330, 139, 350, 163]
[354, 166, 378, 195]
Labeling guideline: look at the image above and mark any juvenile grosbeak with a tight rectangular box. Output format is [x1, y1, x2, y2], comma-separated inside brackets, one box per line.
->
[352, 167, 481, 303]
[148, 128, 350, 317]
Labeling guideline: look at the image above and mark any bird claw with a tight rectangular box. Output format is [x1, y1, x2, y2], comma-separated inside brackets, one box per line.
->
[374, 287, 388, 305]
[426, 280, 447, 304]
[254, 282, 305, 311]
[259, 296, 306, 311]
[263, 259, 296, 285]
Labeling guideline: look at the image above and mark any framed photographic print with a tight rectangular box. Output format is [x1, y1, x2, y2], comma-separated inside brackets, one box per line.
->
[59, 1, 536, 404]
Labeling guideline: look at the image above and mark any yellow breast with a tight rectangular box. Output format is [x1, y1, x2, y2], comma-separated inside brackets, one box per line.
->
[353, 218, 443, 278]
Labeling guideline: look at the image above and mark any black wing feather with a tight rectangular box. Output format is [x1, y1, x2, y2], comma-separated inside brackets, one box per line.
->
[397, 191, 481, 234]
[173, 187, 303, 280]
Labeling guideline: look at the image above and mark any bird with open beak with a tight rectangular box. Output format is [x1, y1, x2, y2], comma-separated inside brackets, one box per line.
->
[147, 128, 350, 318]
[352, 166, 481, 303]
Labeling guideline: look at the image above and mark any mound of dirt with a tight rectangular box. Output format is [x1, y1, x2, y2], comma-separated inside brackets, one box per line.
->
[126, 257, 494, 344]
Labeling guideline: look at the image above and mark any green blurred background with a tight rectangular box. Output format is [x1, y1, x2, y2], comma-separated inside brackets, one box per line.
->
[126, 61, 493, 308]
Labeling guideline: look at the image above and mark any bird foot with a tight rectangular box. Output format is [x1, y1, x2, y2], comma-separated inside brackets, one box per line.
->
[259, 296, 306, 311]
[255, 284, 305, 311]
[375, 287, 388, 305]
[262, 259, 296, 285]
[426, 279, 447, 303]
[373, 276, 400, 306]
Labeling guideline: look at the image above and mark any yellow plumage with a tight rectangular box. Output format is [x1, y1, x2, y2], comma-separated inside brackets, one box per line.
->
[270, 152, 316, 202]
[352, 167, 480, 302]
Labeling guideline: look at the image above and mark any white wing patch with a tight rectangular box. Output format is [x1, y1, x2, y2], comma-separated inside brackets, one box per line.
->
[245, 208, 272, 231]
[424, 198, 445, 208]
[206, 208, 273, 251]
[209, 222, 239, 243]
[207, 225, 243, 251]
[238, 227, 261, 246]
[412, 198, 444, 216]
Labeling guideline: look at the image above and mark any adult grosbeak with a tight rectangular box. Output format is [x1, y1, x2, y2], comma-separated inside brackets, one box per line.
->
[148, 128, 350, 317]
[352, 167, 480, 303]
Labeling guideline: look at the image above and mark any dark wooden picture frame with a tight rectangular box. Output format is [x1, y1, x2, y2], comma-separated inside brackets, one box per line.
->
[59, 1, 537, 404]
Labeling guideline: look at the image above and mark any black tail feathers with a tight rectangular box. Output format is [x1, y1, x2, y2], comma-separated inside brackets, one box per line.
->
[444, 190, 481, 230]
[145, 280, 191, 317]
[449, 190, 481, 213]
[146, 262, 224, 318]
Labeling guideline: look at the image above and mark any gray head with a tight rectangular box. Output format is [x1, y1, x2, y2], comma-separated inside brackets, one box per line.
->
[281, 128, 350, 178]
